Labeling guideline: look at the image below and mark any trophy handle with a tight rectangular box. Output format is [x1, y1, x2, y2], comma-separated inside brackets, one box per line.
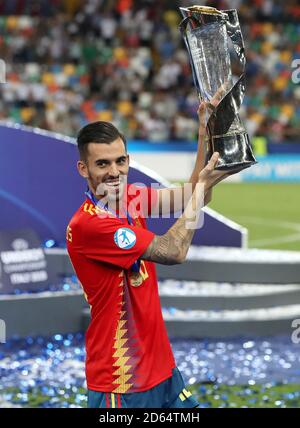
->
[208, 74, 245, 136]
[225, 9, 246, 69]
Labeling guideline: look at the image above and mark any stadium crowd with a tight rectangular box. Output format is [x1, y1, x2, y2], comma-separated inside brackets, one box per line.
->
[0, 0, 299, 143]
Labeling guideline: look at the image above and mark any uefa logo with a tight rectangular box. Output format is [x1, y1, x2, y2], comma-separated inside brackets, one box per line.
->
[114, 228, 137, 250]
[0, 59, 5, 84]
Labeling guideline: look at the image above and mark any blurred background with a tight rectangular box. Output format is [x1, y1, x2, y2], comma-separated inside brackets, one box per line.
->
[0, 0, 300, 408]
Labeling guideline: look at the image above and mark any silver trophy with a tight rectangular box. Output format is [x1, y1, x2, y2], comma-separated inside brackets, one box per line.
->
[179, 5, 257, 171]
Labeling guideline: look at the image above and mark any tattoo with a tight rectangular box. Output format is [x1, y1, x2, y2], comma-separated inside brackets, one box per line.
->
[143, 181, 204, 265]
[142, 218, 194, 265]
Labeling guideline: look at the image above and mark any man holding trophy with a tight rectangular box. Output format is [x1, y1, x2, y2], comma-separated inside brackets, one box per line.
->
[67, 5, 256, 408]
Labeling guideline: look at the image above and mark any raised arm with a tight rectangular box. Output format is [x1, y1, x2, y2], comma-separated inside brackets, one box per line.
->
[142, 151, 228, 265]
[155, 99, 223, 216]
[188, 101, 212, 204]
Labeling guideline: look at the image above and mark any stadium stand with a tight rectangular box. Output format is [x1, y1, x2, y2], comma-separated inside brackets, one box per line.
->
[0, 0, 299, 143]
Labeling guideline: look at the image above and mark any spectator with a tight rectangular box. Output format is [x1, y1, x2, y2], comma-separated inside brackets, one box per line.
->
[0, 0, 298, 144]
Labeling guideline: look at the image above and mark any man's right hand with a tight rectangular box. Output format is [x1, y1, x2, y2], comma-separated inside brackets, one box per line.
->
[198, 152, 231, 191]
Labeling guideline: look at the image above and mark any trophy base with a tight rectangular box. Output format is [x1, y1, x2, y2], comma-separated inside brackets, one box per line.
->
[210, 133, 257, 172]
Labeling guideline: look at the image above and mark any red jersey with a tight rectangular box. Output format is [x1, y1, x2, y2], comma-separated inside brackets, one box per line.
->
[66, 185, 175, 393]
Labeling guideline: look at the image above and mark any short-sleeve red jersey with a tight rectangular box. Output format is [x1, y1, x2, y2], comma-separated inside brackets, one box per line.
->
[66, 185, 176, 393]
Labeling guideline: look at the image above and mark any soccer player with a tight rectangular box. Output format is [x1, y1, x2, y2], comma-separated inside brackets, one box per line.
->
[66, 103, 231, 408]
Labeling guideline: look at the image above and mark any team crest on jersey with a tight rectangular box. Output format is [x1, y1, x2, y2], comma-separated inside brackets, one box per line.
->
[114, 228, 136, 249]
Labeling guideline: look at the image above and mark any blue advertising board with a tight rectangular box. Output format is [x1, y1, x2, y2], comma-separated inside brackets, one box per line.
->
[240, 155, 300, 182]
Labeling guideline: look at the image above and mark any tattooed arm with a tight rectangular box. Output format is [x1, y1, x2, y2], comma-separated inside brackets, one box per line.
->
[142, 152, 228, 265]
[142, 217, 196, 265]
[154, 97, 228, 216]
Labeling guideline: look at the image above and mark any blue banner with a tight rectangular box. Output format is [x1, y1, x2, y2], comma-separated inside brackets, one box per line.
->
[241, 155, 300, 182]
[0, 229, 51, 294]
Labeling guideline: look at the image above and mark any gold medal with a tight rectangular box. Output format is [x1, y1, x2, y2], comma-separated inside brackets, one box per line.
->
[129, 272, 144, 287]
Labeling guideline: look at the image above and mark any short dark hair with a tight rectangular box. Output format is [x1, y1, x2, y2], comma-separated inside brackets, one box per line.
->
[77, 121, 127, 160]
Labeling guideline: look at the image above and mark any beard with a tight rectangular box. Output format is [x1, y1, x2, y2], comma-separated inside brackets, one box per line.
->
[93, 175, 127, 211]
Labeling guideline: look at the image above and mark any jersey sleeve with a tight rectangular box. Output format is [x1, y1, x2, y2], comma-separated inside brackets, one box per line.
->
[82, 214, 155, 270]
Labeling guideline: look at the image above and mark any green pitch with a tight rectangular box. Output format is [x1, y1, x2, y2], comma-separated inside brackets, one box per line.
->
[209, 183, 300, 251]
[190, 382, 300, 408]
[1, 383, 299, 407]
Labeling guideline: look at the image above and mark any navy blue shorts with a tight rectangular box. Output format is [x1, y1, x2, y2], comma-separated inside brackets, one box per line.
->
[87, 367, 199, 408]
